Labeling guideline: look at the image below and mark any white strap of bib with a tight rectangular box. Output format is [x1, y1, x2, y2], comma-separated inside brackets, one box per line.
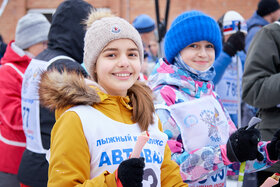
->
[4, 63, 24, 78]
[0, 129, 26, 147]
[154, 104, 170, 111]
[48, 55, 75, 65]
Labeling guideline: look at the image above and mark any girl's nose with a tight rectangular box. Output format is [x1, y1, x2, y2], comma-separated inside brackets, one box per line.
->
[198, 47, 207, 57]
[118, 54, 129, 67]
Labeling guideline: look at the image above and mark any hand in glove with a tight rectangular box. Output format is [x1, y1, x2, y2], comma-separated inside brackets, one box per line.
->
[226, 126, 264, 162]
[223, 31, 245, 57]
[116, 157, 145, 187]
[266, 129, 280, 161]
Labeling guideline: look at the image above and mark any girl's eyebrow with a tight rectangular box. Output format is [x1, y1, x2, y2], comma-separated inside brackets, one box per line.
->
[128, 48, 139, 52]
[102, 48, 139, 52]
[102, 48, 118, 52]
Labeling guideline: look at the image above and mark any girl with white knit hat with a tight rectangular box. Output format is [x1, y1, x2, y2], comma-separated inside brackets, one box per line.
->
[148, 10, 280, 186]
[38, 9, 186, 187]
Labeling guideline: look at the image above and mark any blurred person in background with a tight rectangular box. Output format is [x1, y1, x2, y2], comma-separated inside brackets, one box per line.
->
[214, 10, 247, 127]
[133, 14, 159, 76]
[245, 0, 280, 51]
[0, 13, 50, 187]
[214, 11, 260, 187]
[17, 0, 92, 187]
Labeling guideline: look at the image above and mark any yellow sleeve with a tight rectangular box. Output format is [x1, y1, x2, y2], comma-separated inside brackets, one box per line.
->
[48, 111, 117, 187]
[158, 120, 188, 187]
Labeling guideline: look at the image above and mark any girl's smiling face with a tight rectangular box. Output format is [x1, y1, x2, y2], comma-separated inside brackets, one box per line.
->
[180, 40, 215, 71]
[95, 39, 141, 97]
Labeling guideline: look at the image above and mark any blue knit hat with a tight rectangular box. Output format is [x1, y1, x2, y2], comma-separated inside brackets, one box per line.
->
[132, 14, 155, 33]
[164, 10, 222, 64]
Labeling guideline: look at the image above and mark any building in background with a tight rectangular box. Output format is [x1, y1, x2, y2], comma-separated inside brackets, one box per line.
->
[0, 0, 260, 52]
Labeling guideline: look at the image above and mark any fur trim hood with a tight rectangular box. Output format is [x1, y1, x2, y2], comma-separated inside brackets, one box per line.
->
[39, 70, 101, 110]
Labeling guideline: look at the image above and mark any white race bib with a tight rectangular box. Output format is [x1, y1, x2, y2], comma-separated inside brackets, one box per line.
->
[168, 95, 229, 152]
[215, 56, 242, 114]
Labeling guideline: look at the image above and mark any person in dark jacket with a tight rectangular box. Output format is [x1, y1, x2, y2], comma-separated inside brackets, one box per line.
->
[17, 1, 92, 186]
[242, 20, 280, 187]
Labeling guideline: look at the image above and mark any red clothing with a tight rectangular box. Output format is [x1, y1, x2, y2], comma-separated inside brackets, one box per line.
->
[20, 184, 31, 187]
[138, 73, 148, 82]
[0, 41, 31, 174]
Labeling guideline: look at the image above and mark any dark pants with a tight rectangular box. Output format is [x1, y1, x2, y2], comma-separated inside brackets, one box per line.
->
[0, 171, 20, 187]
[243, 173, 257, 187]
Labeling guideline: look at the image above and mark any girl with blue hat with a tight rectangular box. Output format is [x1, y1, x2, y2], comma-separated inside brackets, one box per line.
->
[148, 10, 280, 186]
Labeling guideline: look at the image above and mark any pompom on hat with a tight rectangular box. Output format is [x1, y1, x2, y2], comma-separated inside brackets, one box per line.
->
[164, 10, 222, 64]
[257, 0, 280, 17]
[15, 13, 50, 50]
[83, 9, 143, 79]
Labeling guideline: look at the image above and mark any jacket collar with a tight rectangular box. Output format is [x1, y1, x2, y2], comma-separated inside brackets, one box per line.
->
[148, 58, 214, 98]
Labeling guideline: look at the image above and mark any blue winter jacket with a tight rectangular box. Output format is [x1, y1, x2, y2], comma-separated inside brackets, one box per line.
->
[245, 12, 269, 52]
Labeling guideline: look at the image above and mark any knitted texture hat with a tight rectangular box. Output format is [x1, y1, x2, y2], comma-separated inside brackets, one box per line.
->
[84, 10, 143, 79]
[257, 0, 280, 17]
[15, 13, 50, 49]
[164, 10, 222, 64]
[132, 14, 155, 33]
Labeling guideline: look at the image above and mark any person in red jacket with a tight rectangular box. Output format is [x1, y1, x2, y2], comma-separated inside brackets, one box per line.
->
[0, 13, 50, 187]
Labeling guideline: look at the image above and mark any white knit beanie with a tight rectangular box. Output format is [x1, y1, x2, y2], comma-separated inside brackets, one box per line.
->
[83, 10, 143, 79]
[15, 13, 50, 49]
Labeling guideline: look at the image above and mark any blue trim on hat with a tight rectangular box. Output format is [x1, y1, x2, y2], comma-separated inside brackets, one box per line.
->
[164, 10, 222, 64]
[133, 14, 155, 33]
[135, 25, 155, 33]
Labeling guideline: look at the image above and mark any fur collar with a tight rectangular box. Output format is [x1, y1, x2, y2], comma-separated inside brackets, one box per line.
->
[39, 70, 101, 110]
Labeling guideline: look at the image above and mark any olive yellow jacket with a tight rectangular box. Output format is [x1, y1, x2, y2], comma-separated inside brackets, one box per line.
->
[39, 70, 187, 187]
